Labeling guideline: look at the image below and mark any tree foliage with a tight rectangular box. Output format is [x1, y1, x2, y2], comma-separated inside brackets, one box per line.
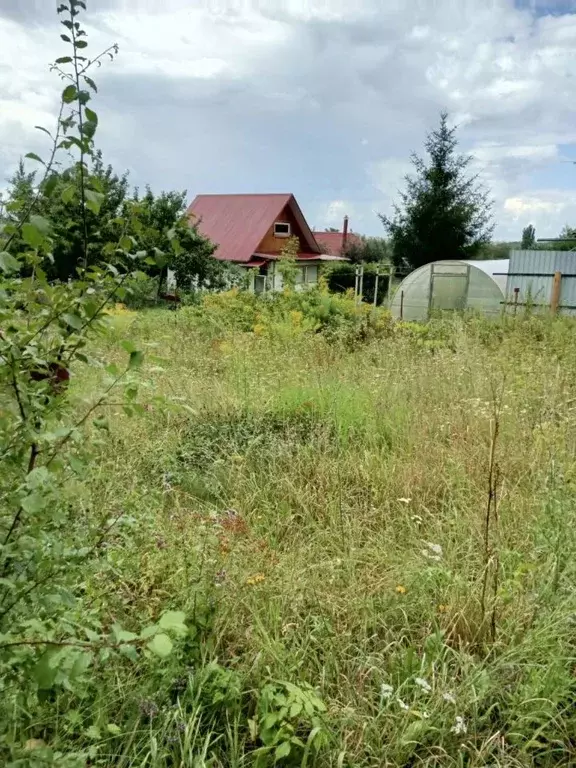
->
[381, 112, 494, 270]
[276, 235, 300, 290]
[521, 224, 536, 250]
[0, 2, 189, 741]
[3, 158, 224, 291]
[343, 236, 389, 264]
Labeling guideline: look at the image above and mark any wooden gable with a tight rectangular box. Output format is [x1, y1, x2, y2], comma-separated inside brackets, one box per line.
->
[256, 203, 312, 255]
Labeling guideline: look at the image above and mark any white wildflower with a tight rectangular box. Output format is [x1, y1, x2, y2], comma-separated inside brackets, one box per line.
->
[451, 716, 467, 735]
[380, 683, 394, 699]
[414, 677, 432, 692]
[397, 698, 409, 711]
[442, 691, 456, 705]
[397, 497, 412, 504]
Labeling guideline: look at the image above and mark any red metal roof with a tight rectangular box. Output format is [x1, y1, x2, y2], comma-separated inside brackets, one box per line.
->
[187, 193, 321, 263]
[313, 231, 362, 257]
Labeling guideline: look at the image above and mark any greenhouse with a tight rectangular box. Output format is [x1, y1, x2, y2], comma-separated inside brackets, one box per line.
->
[390, 259, 509, 321]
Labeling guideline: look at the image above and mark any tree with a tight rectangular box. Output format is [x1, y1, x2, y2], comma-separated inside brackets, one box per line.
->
[521, 224, 536, 249]
[381, 112, 493, 270]
[131, 187, 230, 292]
[343, 236, 389, 264]
[4, 151, 130, 280]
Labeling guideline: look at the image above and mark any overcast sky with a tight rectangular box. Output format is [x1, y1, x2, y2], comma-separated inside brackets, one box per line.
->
[1, 0, 576, 240]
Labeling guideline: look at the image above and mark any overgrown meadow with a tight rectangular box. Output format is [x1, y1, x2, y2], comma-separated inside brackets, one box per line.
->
[7, 290, 576, 767]
[2, 2, 576, 766]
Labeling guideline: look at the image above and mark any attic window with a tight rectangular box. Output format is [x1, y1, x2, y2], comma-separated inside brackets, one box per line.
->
[274, 222, 291, 237]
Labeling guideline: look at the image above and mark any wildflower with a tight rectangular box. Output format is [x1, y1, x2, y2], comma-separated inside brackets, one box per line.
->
[246, 573, 266, 586]
[397, 498, 412, 504]
[397, 698, 409, 711]
[139, 699, 159, 719]
[380, 683, 394, 699]
[451, 716, 467, 735]
[414, 677, 432, 693]
[214, 569, 227, 587]
[442, 692, 456, 705]
[411, 514, 423, 525]
[395, 585, 407, 594]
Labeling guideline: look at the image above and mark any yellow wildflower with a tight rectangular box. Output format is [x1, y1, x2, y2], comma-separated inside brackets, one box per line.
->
[395, 585, 407, 594]
[246, 573, 266, 586]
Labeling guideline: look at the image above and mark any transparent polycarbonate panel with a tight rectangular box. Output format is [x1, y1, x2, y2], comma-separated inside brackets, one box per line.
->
[391, 261, 506, 321]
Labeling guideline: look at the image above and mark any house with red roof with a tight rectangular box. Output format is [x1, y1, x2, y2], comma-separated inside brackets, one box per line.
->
[313, 216, 362, 258]
[186, 193, 346, 292]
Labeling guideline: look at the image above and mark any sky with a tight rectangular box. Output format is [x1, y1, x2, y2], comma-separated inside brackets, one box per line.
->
[1, 0, 576, 241]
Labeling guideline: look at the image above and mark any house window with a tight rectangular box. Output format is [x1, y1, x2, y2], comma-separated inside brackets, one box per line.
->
[274, 222, 291, 237]
[305, 265, 318, 284]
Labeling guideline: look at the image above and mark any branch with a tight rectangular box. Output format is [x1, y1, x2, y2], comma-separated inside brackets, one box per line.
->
[45, 369, 129, 467]
[69, 8, 89, 273]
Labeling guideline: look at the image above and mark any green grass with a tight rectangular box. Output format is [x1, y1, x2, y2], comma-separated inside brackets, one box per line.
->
[9, 300, 576, 766]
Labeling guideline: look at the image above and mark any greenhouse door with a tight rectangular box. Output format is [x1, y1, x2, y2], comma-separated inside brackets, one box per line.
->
[428, 263, 470, 316]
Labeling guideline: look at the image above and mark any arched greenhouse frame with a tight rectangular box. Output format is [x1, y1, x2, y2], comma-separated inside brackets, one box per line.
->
[390, 259, 509, 321]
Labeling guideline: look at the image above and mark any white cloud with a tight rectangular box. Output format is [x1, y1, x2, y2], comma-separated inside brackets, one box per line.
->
[1, 0, 576, 242]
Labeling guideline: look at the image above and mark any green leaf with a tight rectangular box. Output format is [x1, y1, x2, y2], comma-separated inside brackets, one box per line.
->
[85, 189, 104, 215]
[107, 724, 121, 736]
[30, 215, 51, 235]
[120, 645, 138, 662]
[69, 455, 85, 474]
[85, 725, 100, 740]
[0, 251, 20, 274]
[93, 416, 109, 431]
[129, 350, 144, 370]
[121, 340, 136, 354]
[25, 152, 46, 166]
[60, 34, 71, 43]
[147, 633, 173, 658]
[85, 106, 98, 124]
[158, 611, 187, 635]
[112, 624, 138, 643]
[21, 492, 47, 514]
[33, 650, 59, 690]
[22, 223, 45, 250]
[35, 125, 54, 138]
[62, 313, 83, 330]
[75, 39, 88, 48]
[84, 76, 97, 92]
[62, 84, 77, 103]
[275, 742, 291, 760]
[55, 56, 73, 64]
[119, 235, 133, 252]
[61, 185, 75, 204]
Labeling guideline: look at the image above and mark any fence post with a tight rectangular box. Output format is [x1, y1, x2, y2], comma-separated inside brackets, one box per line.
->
[400, 290, 404, 320]
[387, 265, 395, 308]
[513, 287, 519, 316]
[550, 271, 562, 315]
[373, 265, 380, 308]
